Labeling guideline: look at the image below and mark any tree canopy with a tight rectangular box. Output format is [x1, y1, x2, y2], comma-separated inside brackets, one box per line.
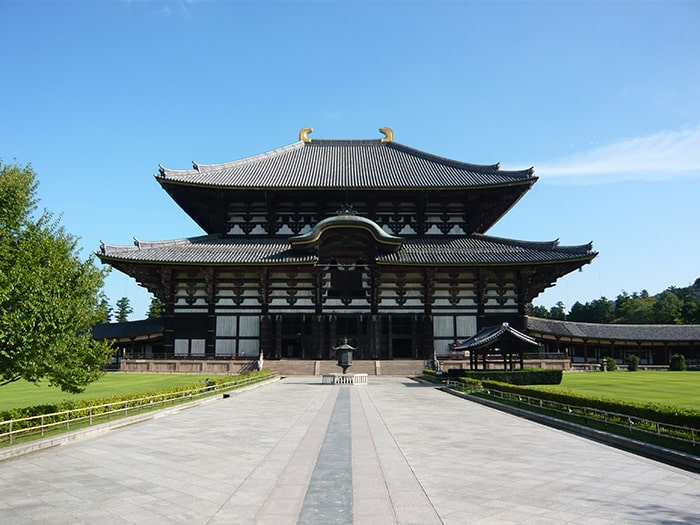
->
[529, 278, 700, 325]
[147, 296, 165, 319]
[0, 161, 113, 392]
[115, 296, 133, 323]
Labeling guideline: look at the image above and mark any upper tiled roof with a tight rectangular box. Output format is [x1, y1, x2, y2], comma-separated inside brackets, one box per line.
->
[526, 317, 700, 342]
[98, 234, 595, 267]
[156, 139, 535, 190]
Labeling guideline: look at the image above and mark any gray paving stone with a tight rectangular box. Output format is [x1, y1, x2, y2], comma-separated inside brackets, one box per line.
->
[0, 376, 698, 524]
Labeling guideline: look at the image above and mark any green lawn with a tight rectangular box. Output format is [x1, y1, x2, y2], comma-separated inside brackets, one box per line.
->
[0, 373, 215, 412]
[532, 371, 700, 411]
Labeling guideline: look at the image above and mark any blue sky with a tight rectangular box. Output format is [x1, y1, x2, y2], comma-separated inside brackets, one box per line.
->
[2, 0, 699, 320]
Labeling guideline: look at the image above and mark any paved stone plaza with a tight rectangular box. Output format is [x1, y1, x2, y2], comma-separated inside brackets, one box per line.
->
[1, 376, 699, 524]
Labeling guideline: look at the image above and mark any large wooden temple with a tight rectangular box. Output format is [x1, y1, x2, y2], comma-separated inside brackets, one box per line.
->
[98, 128, 597, 361]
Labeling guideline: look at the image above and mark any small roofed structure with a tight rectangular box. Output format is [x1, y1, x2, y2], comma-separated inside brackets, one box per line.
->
[455, 322, 540, 370]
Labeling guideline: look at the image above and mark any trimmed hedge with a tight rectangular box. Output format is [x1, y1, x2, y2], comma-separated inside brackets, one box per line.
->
[447, 368, 563, 385]
[0, 371, 270, 431]
[480, 380, 700, 429]
[669, 353, 687, 371]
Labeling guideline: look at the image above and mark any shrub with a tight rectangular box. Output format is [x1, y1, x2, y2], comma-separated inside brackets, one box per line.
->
[601, 356, 617, 371]
[669, 353, 686, 371]
[448, 368, 562, 385]
[456, 377, 482, 391]
[625, 354, 640, 372]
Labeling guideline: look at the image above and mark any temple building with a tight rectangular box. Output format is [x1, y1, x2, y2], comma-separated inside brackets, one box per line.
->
[98, 128, 597, 361]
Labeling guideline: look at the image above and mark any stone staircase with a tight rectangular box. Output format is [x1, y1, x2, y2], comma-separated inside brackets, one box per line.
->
[264, 359, 425, 377]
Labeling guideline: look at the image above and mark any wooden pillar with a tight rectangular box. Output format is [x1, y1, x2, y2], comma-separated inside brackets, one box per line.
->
[204, 268, 216, 358]
[260, 315, 275, 359]
[329, 316, 337, 360]
[161, 268, 175, 357]
[387, 316, 393, 359]
[274, 315, 282, 359]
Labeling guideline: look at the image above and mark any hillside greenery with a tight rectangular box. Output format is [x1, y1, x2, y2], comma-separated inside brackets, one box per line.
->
[529, 278, 700, 324]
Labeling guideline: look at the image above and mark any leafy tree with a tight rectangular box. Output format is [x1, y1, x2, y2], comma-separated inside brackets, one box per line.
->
[96, 293, 113, 323]
[115, 296, 133, 323]
[569, 297, 615, 323]
[0, 161, 113, 392]
[532, 279, 700, 325]
[549, 301, 566, 320]
[527, 304, 550, 318]
[147, 296, 165, 319]
[652, 290, 682, 324]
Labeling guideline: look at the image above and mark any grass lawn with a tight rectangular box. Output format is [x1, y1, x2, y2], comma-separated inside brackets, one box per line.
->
[531, 371, 700, 411]
[0, 373, 215, 412]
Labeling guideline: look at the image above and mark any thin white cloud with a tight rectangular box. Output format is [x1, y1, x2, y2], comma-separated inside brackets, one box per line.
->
[536, 125, 700, 184]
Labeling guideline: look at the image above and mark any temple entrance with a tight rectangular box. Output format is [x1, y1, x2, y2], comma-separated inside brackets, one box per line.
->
[392, 338, 412, 358]
[282, 338, 301, 358]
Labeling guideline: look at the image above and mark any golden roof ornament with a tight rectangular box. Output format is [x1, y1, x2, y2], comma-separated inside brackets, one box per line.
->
[299, 127, 313, 143]
[379, 127, 394, 142]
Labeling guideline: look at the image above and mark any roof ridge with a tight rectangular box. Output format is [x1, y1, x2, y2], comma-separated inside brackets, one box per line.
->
[387, 141, 535, 178]
[157, 142, 306, 178]
[473, 233, 594, 254]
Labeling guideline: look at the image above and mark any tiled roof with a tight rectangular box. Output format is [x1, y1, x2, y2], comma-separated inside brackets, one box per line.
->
[100, 236, 314, 265]
[92, 318, 165, 340]
[156, 139, 535, 189]
[380, 235, 595, 265]
[98, 234, 595, 266]
[455, 322, 539, 350]
[526, 317, 700, 342]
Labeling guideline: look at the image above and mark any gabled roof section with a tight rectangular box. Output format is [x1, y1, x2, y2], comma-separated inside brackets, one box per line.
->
[156, 139, 536, 190]
[290, 213, 403, 254]
[454, 322, 540, 350]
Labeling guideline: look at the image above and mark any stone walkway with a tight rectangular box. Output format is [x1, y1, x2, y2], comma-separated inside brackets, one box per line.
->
[1, 376, 699, 524]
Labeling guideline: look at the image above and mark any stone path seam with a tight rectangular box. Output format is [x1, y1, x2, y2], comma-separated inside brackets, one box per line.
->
[205, 385, 337, 525]
[356, 384, 443, 524]
[350, 385, 398, 524]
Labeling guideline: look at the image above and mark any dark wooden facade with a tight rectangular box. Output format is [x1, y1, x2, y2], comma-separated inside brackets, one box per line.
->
[99, 129, 597, 360]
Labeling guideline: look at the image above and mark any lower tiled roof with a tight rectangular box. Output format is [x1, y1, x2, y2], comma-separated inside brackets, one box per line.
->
[526, 317, 700, 342]
[92, 318, 165, 340]
[99, 234, 595, 266]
